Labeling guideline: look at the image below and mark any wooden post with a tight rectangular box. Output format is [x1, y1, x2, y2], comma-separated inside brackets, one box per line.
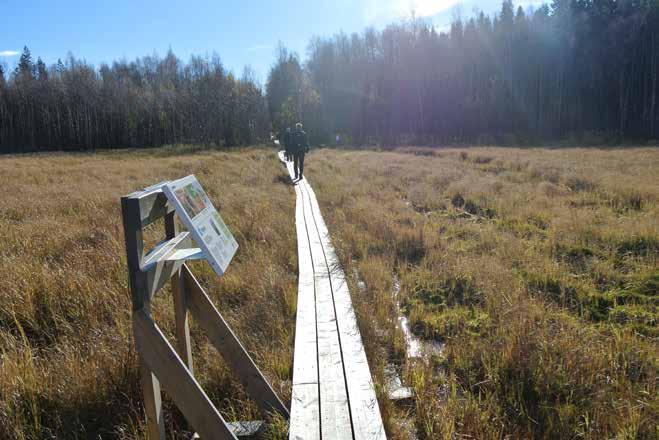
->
[165, 211, 193, 373]
[121, 195, 166, 439]
[139, 359, 166, 439]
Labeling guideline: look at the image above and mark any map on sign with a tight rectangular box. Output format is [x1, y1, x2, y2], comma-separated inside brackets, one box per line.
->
[162, 175, 238, 276]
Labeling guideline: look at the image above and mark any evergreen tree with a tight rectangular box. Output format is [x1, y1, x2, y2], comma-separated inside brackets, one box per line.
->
[15, 46, 35, 79]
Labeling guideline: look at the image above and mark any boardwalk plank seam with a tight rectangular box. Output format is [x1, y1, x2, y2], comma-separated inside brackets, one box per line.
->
[280, 152, 386, 440]
[289, 159, 321, 440]
[301, 181, 386, 440]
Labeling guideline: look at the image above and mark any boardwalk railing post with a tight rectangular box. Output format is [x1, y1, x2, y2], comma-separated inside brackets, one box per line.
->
[165, 210, 193, 372]
[121, 182, 288, 440]
[121, 195, 166, 439]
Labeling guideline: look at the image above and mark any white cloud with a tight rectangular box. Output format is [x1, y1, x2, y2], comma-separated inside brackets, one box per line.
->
[0, 50, 19, 57]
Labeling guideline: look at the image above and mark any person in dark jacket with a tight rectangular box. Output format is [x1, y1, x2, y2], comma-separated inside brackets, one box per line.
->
[291, 122, 309, 180]
[283, 127, 293, 161]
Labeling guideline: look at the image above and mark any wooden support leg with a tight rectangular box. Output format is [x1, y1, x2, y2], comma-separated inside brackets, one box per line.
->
[166, 212, 193, 372]
[139, 356, 166, 440]
[172, 268, 193, 373]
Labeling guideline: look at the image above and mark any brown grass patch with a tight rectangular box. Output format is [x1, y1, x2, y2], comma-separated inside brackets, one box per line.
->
[306, 146, 658, 439]
[0, 147, 295, 439]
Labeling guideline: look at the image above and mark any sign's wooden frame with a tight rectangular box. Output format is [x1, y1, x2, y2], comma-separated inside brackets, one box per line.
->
[121, 183, 288, 439]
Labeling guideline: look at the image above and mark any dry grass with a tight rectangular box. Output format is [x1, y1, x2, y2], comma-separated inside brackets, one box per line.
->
[0, 146, 296, 439]
[1, 145, 657, 439]
[305, 146, 658, 439]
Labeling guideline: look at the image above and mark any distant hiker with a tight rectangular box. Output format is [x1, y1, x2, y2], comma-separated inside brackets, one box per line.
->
[283, 127, 293, 162]
[292, 122, 310, 180]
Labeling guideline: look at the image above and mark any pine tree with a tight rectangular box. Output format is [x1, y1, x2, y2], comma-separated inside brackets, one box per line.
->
[15, 46, 35, 79]
[56, 58, 65, 74]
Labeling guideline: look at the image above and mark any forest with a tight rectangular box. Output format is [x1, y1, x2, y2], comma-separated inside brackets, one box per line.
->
[0, 51, 269, 152]
[1, 0, 658, 152]
[269, 0, 659, 145]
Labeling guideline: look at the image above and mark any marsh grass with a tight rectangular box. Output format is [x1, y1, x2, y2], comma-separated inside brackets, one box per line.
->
[0, 146, 296, 439]
[306, 146, 658, 439]
[1, 145, 657, 439]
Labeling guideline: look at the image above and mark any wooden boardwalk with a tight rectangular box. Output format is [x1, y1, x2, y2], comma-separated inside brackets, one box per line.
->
[279, 152, 386, 440]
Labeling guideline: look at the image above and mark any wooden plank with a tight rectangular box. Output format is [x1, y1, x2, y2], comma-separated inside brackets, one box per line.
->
[300, 183, 353, 440]
[132, 310, 237, 440]
[289, 383, 321, 440]
[182, 265, 289, 419]
[291, 183, 319, 386]
[139, 356, 166, 439]
[121, 190, 179, 311]
[121, 196, 149, 311]
[166, 212, 194, 374]
[227, 420, 265, 437]
[289, 182, 321, 440]
[124, 184, 175, 228]
[302, 182, 387, 439]
[122, 192, 166, 438]
[283, 151, 387, 438]
[142, 232, 193, 269]
[142, 232, 195, 300]
[193, 422, 265, 439]
[171, 270, 193, 372]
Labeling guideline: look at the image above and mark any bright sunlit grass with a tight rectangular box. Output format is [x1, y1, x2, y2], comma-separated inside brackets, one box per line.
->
[0, 146, 296, 439]
[306, 146, 658, 439]
[0, 145, 656, 439]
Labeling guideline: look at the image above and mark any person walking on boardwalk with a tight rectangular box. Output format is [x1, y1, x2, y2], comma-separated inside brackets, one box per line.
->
[292, 122, 310, 180]
[283, 127, 293, 162]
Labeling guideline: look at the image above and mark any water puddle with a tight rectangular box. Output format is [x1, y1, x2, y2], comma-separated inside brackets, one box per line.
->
[392, 275, 443, 359]
[352, 268, 443, 358]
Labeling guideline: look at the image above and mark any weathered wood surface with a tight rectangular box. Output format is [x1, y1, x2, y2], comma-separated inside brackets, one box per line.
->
[122, 181, 288, 440]
[142, 231, 194, 299]
[191, 421, 265, 438]
[289, 173, 322, 440]
[166, 212, 194, 373]
[139, 359, 166, 439]
[280, 151, 386, 439]
[303, 183, 386, 440]
[133, 310, 238, 440]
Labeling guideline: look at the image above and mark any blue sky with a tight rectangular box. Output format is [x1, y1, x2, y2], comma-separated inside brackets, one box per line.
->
[1, 0, 546, 83]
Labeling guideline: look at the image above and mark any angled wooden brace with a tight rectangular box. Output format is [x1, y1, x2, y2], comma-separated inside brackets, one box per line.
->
[133, 309, 238, 439]
[182, 264, 289, 418]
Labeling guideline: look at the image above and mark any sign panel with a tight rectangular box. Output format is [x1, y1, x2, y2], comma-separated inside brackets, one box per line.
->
[162, 175, 238, 276]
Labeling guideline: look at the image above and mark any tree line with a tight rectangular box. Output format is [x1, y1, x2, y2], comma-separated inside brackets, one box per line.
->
[268, 0, 659, 145]
[1, 1, 658, 152]
[0, 49, 269, 152]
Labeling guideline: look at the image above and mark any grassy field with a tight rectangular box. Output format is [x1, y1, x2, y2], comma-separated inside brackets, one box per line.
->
[0, 147, 297, 439]
[0, 145, 657, 439]
[306, 146, 658, 439]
